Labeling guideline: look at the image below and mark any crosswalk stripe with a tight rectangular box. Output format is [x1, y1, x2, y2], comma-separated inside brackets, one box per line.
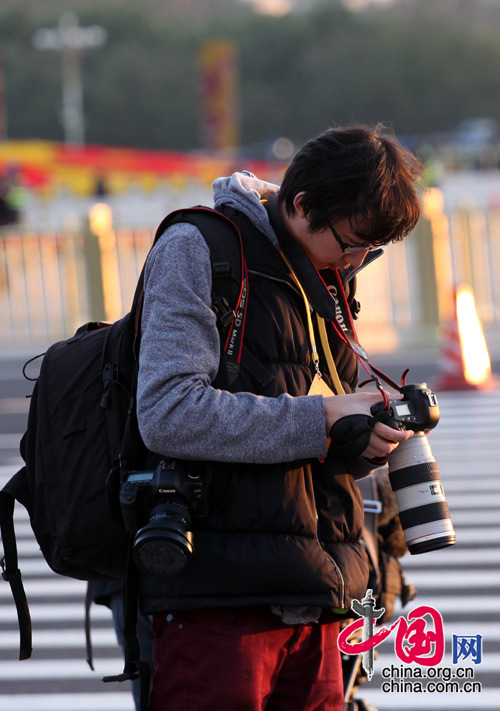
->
[441, 493, 500, 508]
[8, 538, 497, 577]
[0, 622, 486, 647]
[0, 694, 134, 711]
[9, 523, 499, 557]
[0, 434, 24, 448]
[3, 653, 493, 680]
[4, 511, 492, 540]
[431, 509, 499, 525]
[441, 479, 500, 491]
[0, 464, 20, 481]
[1, 594, 497, 625]
[403, 548, 500, 565]
[359, 691, 500, 709]
[0, 628, 118, 648]
[0, 603, 111, 622]
[2, 567, 498, 600]
[397, 570, 500, 588]
[0, 658, 126, 680]
[392, 594, 500, 614]
[367, 653, 499, 672]
[433, 527, 500, 542]
[0, 579, 89, 598]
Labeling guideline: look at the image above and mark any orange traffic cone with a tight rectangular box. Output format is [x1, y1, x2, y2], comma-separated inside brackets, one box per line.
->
[434, 284, 497, 392]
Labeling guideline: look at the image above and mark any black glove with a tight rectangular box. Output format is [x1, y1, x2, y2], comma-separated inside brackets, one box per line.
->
[327, 404, 395, 464]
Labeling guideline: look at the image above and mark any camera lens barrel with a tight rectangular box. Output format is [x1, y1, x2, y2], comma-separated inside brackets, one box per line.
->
[388, 433, 455, 555]
[133, 502, 194, 577]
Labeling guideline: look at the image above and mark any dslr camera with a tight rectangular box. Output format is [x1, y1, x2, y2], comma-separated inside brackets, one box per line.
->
[119, 459, 209, 577]
[372, 383, 456, 555]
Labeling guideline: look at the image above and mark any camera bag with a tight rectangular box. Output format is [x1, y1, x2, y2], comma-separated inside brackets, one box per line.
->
[0, 207, 246, 669]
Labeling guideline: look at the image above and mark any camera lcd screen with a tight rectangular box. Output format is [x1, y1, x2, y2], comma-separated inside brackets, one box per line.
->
[128, 472, 154, 482]
[394, 403, 411, 416]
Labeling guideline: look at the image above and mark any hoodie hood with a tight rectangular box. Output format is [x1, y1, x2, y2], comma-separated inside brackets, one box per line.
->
[213, 171, 280, 249]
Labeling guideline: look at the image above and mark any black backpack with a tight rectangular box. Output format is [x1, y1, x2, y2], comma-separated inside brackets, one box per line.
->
[0, 207, 246, 664]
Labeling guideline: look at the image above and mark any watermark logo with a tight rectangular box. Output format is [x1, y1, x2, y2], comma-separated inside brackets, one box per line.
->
[338, 595, 445, 670]
[452, 634, 483, 665]
[338, 589, 483, 695]
[348, 589, 385, 679]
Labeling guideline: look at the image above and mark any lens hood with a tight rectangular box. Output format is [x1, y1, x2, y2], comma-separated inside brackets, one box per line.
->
[133, 502, 194, 576]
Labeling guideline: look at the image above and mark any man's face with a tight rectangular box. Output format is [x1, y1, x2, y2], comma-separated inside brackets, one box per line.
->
[288, 195, 375, 271]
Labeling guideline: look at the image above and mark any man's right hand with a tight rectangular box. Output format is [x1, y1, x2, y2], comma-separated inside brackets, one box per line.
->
[324, 392, 412, 462]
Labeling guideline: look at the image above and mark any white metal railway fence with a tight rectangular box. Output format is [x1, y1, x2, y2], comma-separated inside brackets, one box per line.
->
[0, 216, 152, 346]
[1, 194, 499, 352]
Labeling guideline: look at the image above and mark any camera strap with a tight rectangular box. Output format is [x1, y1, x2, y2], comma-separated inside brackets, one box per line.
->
[279, 248, 345, 394]
[221, 263, 249, 383]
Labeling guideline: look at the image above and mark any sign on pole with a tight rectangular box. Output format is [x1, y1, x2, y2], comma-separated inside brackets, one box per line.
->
[0, 59, 6, 141]
[198, 40, 240, 152]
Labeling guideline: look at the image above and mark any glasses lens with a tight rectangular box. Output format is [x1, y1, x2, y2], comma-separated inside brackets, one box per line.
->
[330, 222, 384, 253]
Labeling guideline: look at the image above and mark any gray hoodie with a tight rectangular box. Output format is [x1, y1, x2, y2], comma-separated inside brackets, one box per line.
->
[136, 171, 328, 464]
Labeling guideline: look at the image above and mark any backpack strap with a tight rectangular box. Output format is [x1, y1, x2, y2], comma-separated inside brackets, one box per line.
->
[102, 546, 151, 711]
[155, 206, 244, 324]
[0, 469, 32, 660]
[153, 207, 248, 385]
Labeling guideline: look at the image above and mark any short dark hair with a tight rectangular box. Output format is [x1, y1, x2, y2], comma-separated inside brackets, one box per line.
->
[279, 124, 422, 244]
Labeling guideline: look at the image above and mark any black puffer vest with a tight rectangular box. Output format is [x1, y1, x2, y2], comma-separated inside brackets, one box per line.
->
[139, 207, 370, 615]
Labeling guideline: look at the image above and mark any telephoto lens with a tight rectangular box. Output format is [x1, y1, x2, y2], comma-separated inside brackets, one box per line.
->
[388, 431, 456, 555]
[371, 383, 456, 555]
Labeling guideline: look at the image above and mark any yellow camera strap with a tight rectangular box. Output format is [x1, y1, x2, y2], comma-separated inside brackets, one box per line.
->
[316, 313, 345, 395]
[279, 250, 345, 395]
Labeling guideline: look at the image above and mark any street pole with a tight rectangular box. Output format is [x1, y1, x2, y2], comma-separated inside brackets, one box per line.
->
[0, 59, 6, 140]
[32, 12, 107, 146]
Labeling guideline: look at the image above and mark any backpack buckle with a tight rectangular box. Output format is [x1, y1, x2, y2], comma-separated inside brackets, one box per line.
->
[212, 260, 235, 328]
[1, 556, 20, 583]
[213, 297, 236, 328]
[103, 361, 119, 383]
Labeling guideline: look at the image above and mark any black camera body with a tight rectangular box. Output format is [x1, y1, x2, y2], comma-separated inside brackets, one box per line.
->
[382, 383, 440, 433]
[372, 383, 455, 555]
[119, 460, 209, 577]
[120, 459, 209, 532]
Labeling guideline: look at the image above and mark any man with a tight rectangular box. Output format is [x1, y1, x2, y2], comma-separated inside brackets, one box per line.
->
[136, 124, 422, 710]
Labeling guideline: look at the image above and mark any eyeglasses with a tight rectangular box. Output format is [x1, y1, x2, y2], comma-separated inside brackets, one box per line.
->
[329, 223, 380, 253]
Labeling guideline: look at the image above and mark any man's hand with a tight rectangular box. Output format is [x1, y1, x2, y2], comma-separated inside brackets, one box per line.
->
[324, 392, 413, 461]
[362, 421, 413, 461]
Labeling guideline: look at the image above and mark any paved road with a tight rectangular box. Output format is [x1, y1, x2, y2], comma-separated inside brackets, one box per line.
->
[1, 355, 499, 711]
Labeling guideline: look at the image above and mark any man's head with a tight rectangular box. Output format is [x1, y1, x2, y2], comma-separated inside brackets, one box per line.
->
[279, 124, 422, 247]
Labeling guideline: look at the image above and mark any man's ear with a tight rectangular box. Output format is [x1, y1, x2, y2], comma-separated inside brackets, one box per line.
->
[293, 191, 306, 218]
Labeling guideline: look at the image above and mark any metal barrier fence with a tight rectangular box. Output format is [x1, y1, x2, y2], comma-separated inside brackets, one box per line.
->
[0, 222, 152, 346]
[1, 199, 499, 351]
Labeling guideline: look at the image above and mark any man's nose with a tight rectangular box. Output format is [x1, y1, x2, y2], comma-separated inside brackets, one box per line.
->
[347, 249, 368, 268]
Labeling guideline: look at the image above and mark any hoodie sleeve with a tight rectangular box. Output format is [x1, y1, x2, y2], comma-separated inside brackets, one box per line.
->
[136, 222, 328, 464]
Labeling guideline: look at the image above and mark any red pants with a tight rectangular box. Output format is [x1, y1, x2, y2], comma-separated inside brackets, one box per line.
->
[149, 607, 343, 711]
